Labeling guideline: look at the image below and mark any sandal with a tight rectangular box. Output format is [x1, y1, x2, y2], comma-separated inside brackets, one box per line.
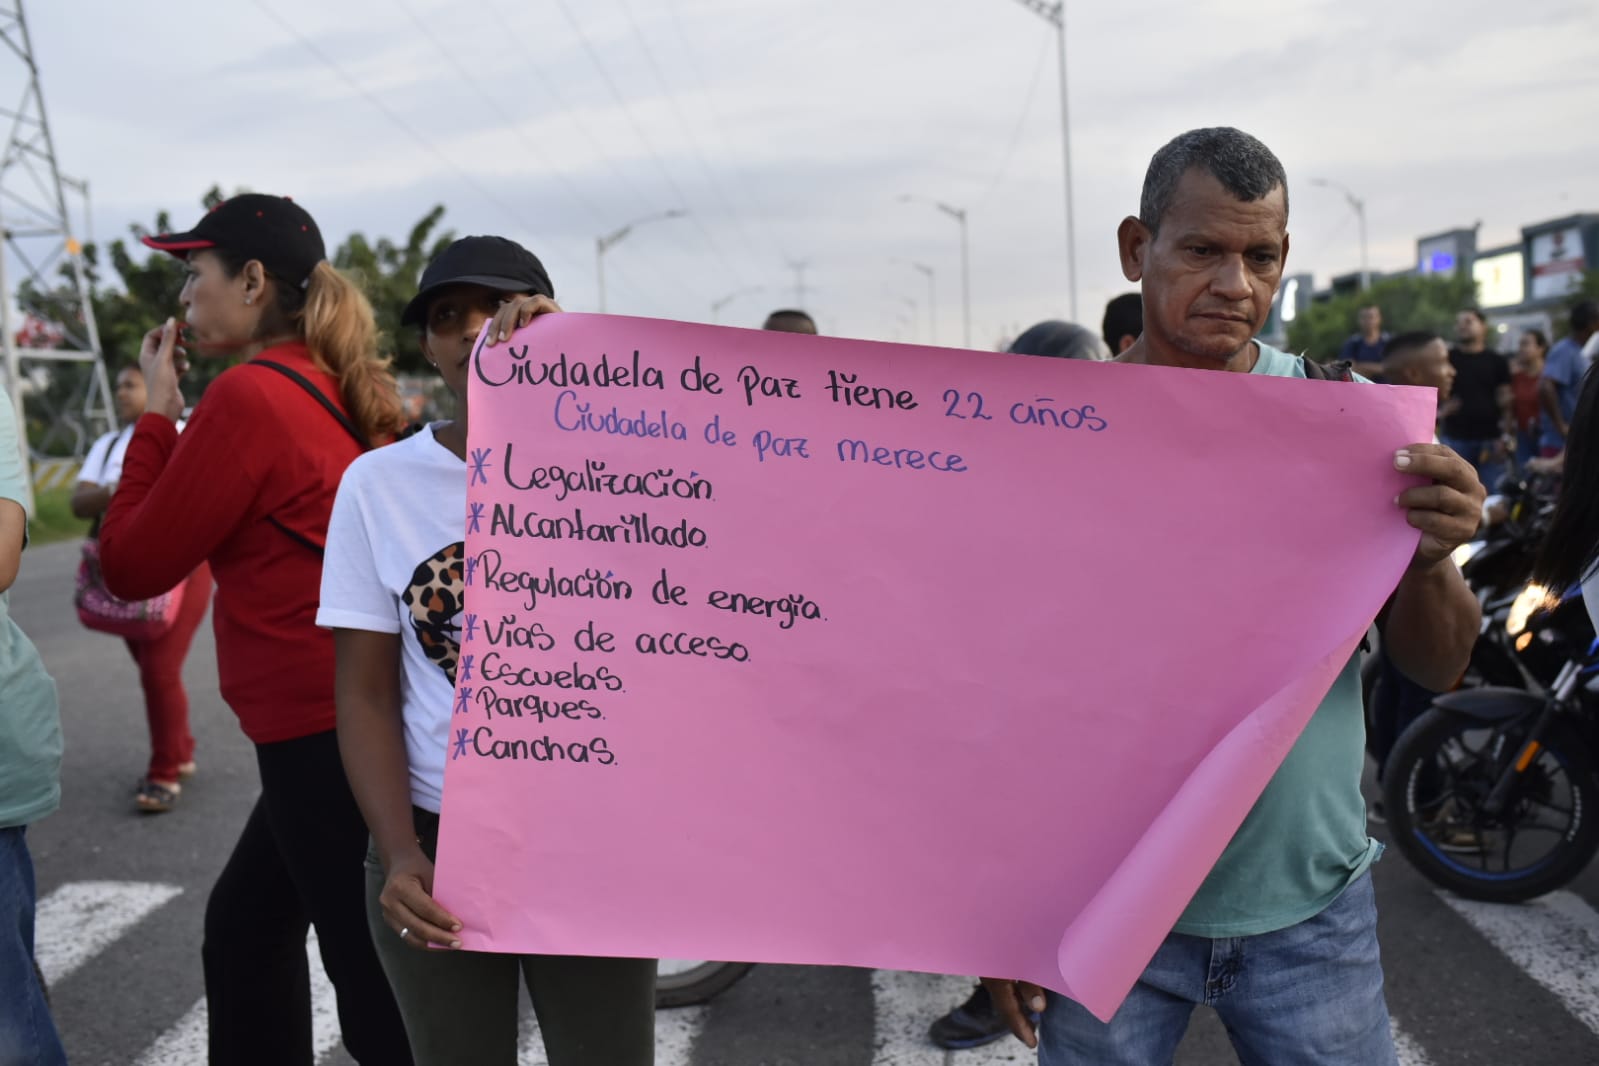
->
[134, 778, 181, 814]
[177, 761, 197, 780]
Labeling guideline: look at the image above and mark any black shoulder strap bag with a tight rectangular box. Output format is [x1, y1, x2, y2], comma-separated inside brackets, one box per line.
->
[251, 359, 369, 556]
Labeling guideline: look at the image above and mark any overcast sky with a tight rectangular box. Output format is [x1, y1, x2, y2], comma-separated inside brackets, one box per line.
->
[21, 0, 1599, 346]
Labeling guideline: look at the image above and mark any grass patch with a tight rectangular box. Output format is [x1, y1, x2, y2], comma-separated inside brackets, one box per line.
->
[30, 484, 89, 545]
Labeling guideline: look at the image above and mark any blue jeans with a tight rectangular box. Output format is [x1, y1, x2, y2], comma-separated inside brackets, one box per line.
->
[1440, 435, 1504, 494]
[1040, 872, 1397, 1066]
[0, 827, 66, 1066]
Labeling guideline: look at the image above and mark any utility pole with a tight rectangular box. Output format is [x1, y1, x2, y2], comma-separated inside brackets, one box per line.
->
[786, 259, 810, 308]
[0, 0, 114, 512]
[1311, 178, 1369, 291]
[595, 209, 687, 313]
[911, 261, 936, 343]
[1008, 0, 1078, 320]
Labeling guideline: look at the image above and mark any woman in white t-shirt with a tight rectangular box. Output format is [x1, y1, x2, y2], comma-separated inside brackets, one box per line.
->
[70, 364, 213, 812]
[319, 237, 655, 1065]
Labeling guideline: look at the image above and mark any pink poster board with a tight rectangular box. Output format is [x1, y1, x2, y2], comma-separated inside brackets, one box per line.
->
[433, 314, 1434, 1020]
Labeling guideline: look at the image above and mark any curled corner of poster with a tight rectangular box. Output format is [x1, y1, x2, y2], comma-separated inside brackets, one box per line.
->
[1051, 628, 1368, 1023]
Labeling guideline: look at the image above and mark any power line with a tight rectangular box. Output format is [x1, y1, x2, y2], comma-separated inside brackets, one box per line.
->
[244, 0, 589, 287]
[390, 0, 688, 309]
[614, 0, 771, 278]
[976, 32, 1052, 207]
[548, 0, 747, 289]
[659, 0, 797, 273]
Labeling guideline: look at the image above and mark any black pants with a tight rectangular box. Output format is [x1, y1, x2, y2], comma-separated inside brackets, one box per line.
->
[1368, 648, 1438, 784]
[203, 730, 414, 1066]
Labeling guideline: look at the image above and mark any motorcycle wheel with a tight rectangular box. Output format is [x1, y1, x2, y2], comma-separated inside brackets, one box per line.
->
[1383, 708, 1599, 903]
[655, 960, 756, 1008]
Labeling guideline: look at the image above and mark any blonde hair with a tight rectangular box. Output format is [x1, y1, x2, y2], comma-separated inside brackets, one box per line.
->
[217, 249, 404, 446]
[297, 261, 403, 447]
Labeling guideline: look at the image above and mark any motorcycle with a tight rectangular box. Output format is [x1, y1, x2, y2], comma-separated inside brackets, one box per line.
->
[1381, 583, 1599, 902]
[656, 959, 756, 1008]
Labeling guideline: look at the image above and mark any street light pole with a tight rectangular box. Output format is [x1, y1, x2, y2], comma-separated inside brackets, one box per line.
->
[595, 209, 687, 312]
[1010, 0, 1077, 321]
[786, 259, 811, 308]
[901, 195, 971, 346]
[911, 261, 936, 343]
[937, 202, 971, 347]
[711, 285, 763, 324]
[1310, 178, 1369, 291]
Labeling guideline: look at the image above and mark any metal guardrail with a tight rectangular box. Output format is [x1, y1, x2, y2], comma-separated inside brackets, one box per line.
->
[30, 457, 79, 491]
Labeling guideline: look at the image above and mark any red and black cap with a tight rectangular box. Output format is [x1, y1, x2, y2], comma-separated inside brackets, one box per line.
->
[401, 236, 555, 327]
[141, 194, 326, 290]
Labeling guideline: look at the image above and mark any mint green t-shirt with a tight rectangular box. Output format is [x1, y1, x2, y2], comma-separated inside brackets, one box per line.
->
[1172, 342, 1380, 937]
[0, 400, 61, 829]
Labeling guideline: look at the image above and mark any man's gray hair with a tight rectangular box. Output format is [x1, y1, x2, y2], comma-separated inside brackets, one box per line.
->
[1139, 127, 1288, 234]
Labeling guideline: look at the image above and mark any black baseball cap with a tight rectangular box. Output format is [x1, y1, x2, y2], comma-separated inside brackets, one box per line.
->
[401, 236, 555, 327]
[142, 194, 326, 289]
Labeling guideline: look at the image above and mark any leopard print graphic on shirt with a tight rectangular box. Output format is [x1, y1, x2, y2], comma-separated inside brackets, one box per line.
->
[401, 541, 464, 686]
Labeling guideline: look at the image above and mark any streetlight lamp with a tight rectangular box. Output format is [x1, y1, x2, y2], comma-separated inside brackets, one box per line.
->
[1310, 178, 1368, 292]
[596, 209, 687, 312]
[1008, 0, 1077, 321]
[711, 285, 763, 324]
[900, 195, 970, 347]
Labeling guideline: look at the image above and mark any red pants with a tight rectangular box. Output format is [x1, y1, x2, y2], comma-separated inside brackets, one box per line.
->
[124, 563, 213, 782]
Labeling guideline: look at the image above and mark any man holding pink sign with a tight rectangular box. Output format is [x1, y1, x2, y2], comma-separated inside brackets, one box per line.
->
[981, 128, 1484, 1065]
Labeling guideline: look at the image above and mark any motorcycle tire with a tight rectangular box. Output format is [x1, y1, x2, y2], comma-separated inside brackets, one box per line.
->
[1383, 708, 1599, 903]
[655, 960, 756, 1008]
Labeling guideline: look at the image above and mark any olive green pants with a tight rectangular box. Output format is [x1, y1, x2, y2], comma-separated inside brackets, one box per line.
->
[365, 808, 656, 1066]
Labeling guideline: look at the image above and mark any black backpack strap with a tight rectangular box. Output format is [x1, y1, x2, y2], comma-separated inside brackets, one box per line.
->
[251, 359, 367, 449]
[1301, 356, 1356, 382]
[266, 516, 326, 557]
[249, 359, 368, 556]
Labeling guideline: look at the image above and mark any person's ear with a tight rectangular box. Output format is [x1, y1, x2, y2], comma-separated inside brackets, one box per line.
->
[1279, 231, 1291, 276]
[1117, 216, 1150, 282]
[240, 260, 268, 306]
[418, 331, 437, 367]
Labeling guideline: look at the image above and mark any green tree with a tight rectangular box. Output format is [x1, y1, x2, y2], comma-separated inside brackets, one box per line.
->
[1287, 273, 1479, 362]
[17, 192, 453, 451]
[334, 204, 453, 374]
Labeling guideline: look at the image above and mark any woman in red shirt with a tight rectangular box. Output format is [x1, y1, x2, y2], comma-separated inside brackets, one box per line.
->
[99, 194, 413, 1066]
[1511, 329, 1548, 472]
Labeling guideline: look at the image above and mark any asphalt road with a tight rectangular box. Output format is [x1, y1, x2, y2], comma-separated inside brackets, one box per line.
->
[11, 537, 1599, 1065]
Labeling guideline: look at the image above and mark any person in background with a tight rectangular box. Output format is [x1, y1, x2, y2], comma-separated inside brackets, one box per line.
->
[97, 194, 413, 1065]
[1439, 307, 1512, 492]
[1364, 331, 1456, 811]
[1337, 303, 1389, 380]
[762, 308, 817, 334]
[325, 236, 656, 1065]
[1101, 292, 1143, 355]
[1538, 300, 1597, 458]
[1531, 366, 1599, 635]
[1511, 330, 1548, 471]
[70, 364, 214, 813]
[928, 314, 1108, 1052]
[1007, 320, 1111, 361]
[0, 399, 66, 1066]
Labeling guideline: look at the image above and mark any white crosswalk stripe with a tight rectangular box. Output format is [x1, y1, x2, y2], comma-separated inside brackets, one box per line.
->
[34, 880, 183, 985]
[1440, 889, 1599, 1038]
[30, 877, 1599, 1064]
[1391, 1020, 1435, 1066]
[131, 932, 340, 1066]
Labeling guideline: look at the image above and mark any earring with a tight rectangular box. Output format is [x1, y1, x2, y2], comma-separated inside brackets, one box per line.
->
[245, 295, 254, 306]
